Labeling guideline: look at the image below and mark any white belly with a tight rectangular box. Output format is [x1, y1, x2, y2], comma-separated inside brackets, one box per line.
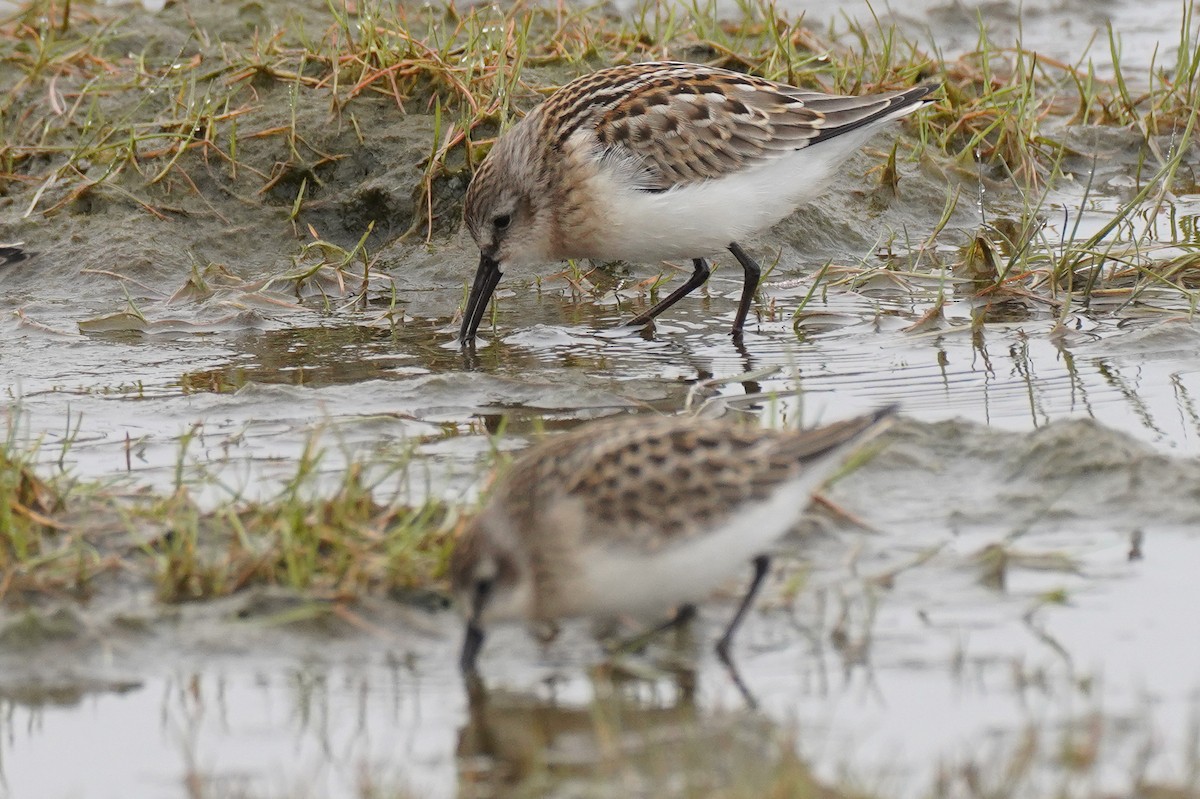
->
[572, 472, 823, 620]
[597, 127, 885, 262]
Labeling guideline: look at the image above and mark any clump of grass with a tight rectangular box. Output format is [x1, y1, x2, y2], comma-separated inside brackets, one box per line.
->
[0, 411, 459, 605]
[130, 427, 461, 603]
[0, 437, 58, 542]
[0, 442, 66, 579]
[144, 452, 457, 603]
[0, 414, 114, 600]
[274, 221, 398, 309]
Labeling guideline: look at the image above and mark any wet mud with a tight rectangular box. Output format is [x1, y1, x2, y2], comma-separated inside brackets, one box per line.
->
[4, 0, 1200, 796]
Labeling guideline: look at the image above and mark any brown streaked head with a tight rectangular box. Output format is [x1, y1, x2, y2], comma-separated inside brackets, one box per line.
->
[459, 112, 553, 344]
[449, 515, 526, 673]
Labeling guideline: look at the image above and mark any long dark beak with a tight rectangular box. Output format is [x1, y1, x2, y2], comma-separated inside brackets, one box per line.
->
[460, 621, 485, 674]
[459, 253, 502, 344]
[460, 575, 493, 674]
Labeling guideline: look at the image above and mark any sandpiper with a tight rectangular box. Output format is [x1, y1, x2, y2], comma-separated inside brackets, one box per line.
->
[450, 405, 898, 675]
[458, 61, 937, 344]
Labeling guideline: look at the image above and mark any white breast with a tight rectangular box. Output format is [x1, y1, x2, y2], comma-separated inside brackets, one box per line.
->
[571, 469, 829, 620]
[589, 124, 891, 263]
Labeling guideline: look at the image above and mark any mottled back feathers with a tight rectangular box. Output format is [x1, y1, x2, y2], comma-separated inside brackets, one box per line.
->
[539, 62, 935, 189]
[479, 409, 894, 555]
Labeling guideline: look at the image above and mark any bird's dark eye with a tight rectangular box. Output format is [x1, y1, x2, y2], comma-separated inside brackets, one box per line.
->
[493, 214, 512, 231]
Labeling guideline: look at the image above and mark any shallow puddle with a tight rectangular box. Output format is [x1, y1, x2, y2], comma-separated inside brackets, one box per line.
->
[7, 187, 1200, 796]
[4, 0, 1200, 795]
[4, 430, 1200, 797]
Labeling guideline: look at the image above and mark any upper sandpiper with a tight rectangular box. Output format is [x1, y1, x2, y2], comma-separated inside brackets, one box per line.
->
[458, 61, 937, 344]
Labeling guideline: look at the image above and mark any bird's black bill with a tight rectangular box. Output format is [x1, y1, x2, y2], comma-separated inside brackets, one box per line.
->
[459, 254, 502, 344]
[460, 621, 486, 674]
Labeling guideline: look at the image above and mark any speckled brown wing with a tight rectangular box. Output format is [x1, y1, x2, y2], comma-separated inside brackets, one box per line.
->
[564, 421, 793, 549]
[556, 63, 934, 189]
[557, 410, 894, 551]
[593, 67, 822, 188]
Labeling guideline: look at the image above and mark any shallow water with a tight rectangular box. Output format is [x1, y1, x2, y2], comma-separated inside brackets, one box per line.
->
[7, 176, 1200, 505]
[4, 0, 1200, 796]
[7, 206, 1200, 796]
[5, 474, 1200, 797]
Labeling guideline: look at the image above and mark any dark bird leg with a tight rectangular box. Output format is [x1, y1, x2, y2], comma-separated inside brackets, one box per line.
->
[714, 554, 770, 709]
[727, 242, 762, 337]
[626, 258, 710, 328]
[460, 578, 493, 675]
[715, 554, 770, 664]
[610, 603, 698, 655]
[460, 621, 485, 674]
[655, 602, 698, 636]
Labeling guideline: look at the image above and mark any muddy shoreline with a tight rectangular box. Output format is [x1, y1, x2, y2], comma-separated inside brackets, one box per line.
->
[5, 0, 1200, 795]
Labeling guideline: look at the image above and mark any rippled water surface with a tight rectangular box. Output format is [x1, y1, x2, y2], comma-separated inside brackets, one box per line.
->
[4, 0, 1200, 796]
[7, 191, 1200, 796]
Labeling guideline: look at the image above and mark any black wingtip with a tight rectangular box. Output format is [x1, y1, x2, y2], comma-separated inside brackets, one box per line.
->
[807, 83, 939, 147]
[889, 83, 939, 112]
[910, 82, 941, 104]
